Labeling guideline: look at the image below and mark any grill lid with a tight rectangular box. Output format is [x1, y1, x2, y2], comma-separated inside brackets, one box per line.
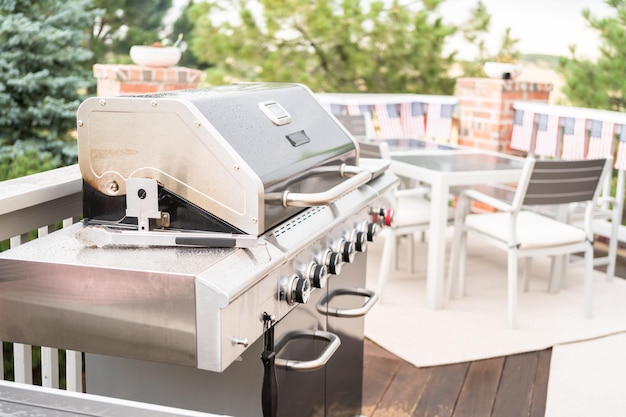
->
[77, 83, 362, 235]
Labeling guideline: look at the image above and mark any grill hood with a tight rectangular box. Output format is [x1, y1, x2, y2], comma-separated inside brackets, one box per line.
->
[77, 83, 360, 235]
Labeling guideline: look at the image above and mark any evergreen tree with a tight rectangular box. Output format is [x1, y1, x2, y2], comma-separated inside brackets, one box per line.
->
[188, 0, 462, 94]
[560, 0, 626, 110]
[0, 0, 97, 176]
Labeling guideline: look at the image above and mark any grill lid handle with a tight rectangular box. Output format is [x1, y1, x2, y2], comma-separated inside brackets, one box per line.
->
[265, 164, 372, 208]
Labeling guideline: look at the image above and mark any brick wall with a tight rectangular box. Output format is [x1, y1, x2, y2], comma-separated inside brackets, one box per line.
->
[455, 78, 552, 153]
[93, 64, 204, 96]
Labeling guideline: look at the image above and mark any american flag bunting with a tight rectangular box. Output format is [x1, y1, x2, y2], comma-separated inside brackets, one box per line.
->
[561, 117, 587, 160]
[615, 124, 626, 169]
[425, 103, 454, 140]
[344, 103, 375, 138]
[510, 109, 535, 152]
[375, 103, 404, 138]
[346, 104, 362, 116]
[534, 113, 560, 157]
[400, 102, 426, 139]
[330, 104, 344, 116]
[586, 119, 615, 159]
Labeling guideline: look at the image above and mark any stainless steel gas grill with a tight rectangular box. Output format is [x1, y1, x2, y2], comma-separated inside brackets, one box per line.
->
[0, 83, 397, 417]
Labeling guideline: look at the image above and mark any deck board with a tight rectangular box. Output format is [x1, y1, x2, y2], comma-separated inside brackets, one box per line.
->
[453, 357, 504, 417]
[363, 340, 550, 417]
[492, 352, 538, 417]
[371, 362, 429, 417]
[529, 349, 551, 417]
[411, 362, 469, 417]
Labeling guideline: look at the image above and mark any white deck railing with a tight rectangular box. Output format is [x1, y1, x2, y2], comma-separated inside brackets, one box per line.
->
[1, 164, 83, 391]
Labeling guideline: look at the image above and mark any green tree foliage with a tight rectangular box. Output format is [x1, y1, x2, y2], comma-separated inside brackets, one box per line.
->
[189, 0, 461, 94]
[560, 0, 626, 111]
[171, 0, 207, 69]
[89, 0, 173, 67]
[0, 0, 97, 178]
[458, 1, 520, 77]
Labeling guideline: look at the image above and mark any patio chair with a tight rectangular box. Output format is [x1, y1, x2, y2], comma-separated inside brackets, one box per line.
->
[448, 157, 612, 329]
[359, 141, 453, 300]
[512, 106, 622, 283]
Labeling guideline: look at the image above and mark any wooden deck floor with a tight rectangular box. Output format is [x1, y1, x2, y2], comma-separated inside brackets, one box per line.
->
[361, 245, 625, 417]
[362, 339, 551, 417]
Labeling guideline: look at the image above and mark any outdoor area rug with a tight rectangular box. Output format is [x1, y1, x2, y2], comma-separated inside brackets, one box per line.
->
[543, 331, 626, 417]
[364, 229, 626, 368]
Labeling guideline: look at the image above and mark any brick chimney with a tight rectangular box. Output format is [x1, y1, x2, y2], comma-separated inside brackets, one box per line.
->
[455, 78, 553, 153]
[93, 64, 204, 96]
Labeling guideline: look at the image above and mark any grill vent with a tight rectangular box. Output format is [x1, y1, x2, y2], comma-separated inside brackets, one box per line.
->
[271, 207, 326, 238]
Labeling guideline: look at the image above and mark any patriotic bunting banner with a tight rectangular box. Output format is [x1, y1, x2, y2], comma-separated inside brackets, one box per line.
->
[374, 103, 404, 138]
[330, 103, 344, 116]
[425, 103, 454, 140]
[510, 109, 534, 152]
[359, 104, 372, 115]
[534, 113, 560, 157]
[400, 102, 426, 139]
[561, 117, 587, 160]
[586, 119, 615, 159]
[615, 124, 626, 169]
[346, 104, 362, 116]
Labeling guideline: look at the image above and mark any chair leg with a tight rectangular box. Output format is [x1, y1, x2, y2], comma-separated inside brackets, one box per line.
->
[408, 233, 415, 273]
[377, 228, 396, 302]
[447, 223, 465, 299]
[522, 257, 532, 292]
[584, 243, 594, 319]
[548, 255, 566, 293]
[507, 250, 519, 329]
[606, 217, 620, 281]
[458, 230, 467, 297]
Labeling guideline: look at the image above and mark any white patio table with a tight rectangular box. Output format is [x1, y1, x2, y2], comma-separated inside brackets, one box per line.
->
[388, 144, 525, 309]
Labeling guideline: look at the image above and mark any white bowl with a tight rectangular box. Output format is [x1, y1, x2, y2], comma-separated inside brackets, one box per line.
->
[483, 62, 523, 79]
[130, 46, 181, 67]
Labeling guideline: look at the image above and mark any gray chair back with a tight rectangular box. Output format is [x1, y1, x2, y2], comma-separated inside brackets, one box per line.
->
[523, 158, 610, 206]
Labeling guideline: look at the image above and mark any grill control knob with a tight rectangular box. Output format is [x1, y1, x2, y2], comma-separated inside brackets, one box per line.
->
[345, 229, 368, 253]
[334, 238, 356, 263]
[358, 220, 380, 242]
[354, 231, 368, 252]
[367, 222, 380, 241]
[282, 274, 311, 305]
[328, 251, 343, 275]
[306, 262, 328, 289]
[319, 248, 343, 275]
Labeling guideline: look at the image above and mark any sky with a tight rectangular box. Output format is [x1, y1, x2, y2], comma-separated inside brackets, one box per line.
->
[438, 0, 613, 59]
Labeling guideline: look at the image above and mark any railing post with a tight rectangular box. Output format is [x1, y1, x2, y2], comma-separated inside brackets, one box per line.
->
[66, 351, 83, 392]
[13, 343, 33, 384]
[42, 348, 59, 388]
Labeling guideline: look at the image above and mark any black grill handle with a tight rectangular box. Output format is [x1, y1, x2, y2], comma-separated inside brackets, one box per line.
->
[261, 312, 277, 417]
[261, 350, 278, 417]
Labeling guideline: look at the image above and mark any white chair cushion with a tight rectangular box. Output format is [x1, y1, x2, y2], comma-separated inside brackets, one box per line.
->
[465, 210, 588, 249]
[394, 194, 454, 227]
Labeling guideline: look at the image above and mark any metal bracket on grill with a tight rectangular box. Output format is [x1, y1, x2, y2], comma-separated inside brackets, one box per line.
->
[126, 178, 162, 231]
